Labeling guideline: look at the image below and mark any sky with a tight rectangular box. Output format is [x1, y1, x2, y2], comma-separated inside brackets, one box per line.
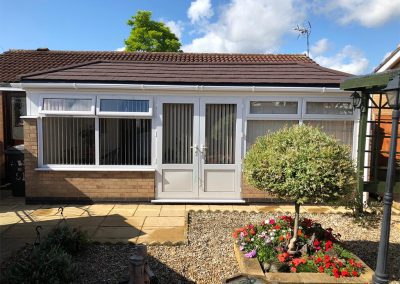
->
[0, 0, 399, 75]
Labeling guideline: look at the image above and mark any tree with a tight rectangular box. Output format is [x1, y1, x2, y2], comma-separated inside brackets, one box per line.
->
[243, 125, 356, 253]
[125, 11, 181, 52]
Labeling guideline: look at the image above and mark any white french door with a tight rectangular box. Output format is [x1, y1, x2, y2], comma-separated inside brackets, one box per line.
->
[156, 97, 242, 200]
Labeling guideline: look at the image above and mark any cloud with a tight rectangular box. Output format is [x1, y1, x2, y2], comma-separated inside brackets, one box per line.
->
[188, 0, 213, 24]
[310, 38, 331, 56]
[165, 20, 184, 39]
[313, 0, 400, 27]
[115, 47, 125, 51]
[183, 0, 306, 53]
[312, 45, 369, 75]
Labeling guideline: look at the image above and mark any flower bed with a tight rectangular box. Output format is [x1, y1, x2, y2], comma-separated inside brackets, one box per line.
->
[233, 215, 372, 280]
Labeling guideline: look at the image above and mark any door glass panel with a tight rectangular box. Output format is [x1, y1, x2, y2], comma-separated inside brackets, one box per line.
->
[163, 104, 194, 164]
[11, 96, 26, 141]
[205, 104, 236, 164]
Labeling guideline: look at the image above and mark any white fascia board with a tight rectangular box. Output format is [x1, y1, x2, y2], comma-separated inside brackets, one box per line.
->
[0, 86, 25, 91]
[15, 82, 345, 94]
[376, 50, 400, 73]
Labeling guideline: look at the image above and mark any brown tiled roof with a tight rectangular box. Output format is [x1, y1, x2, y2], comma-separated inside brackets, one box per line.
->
[1, 49, 318, 83]
[19, 60, 350, 86]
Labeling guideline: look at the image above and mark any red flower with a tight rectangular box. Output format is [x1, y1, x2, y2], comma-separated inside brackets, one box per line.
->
[325, 240, 333, 251]
[314, 257, 322, 264]
[286, 233, 291, 240]
[324, 255, 331, 262]
[291, 267, 297, 273]
[274, 225, 281, 230]
[352, 270, 358, 277]
[278, 253, 289, 262]
[250, 229, 256, 235]
[349, 258, 355, 266]
[325, 262, 331, 269]
[279, 235, 284, 241]
[292, 258, 307, 267]
[341, 269, 350, 277]
[232, 231, 238, 238]
[318, 266, 324, 273]
[333, 268, 340, 278]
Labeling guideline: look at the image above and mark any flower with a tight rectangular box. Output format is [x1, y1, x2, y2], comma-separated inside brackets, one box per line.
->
[292, 258, 307, 267]
[250, 228, 256, 235]
[277, 252, 289, 262]
[244, 249, 256, 258]
[290, 267, 297, 273]
[269, 219, 276, 225]
[239, 245, 244, 251]
[324, 240, 333, 251]
[318, 266, 324, 273]
[333, 268, 340, 278]
[273, 225, 281, 230]
[279, 235, 284, 241]
[341, 269, 350, 277]
[352, 270, 358, 277]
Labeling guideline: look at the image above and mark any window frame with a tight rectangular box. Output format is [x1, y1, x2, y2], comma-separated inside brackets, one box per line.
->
[246, 97, 302, 120]
[38, 94, 96, 116]
[96, 95, 153, 117]
[37, 94, 154, 170]
[302, 97, 355, 120]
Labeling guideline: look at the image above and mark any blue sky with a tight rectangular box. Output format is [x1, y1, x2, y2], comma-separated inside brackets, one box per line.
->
[1, 0, 399, 74]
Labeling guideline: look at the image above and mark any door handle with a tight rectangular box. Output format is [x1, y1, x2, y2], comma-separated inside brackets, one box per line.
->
[190, 144, 198, 154]
[200, 145, 208, 152]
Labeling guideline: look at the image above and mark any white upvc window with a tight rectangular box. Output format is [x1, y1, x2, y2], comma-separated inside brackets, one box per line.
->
[302, 97, 354, 119]
[96, 96, 153, 117]
[38, 94, 96, 115]
[245, 96, 357, 152]
[246, 97, 301, 120]
[38, 94, 153, 170]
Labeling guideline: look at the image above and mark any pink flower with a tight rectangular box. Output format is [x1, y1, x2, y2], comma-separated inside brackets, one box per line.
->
[244, 249, 256, 258]
[269, 219, 276, 225]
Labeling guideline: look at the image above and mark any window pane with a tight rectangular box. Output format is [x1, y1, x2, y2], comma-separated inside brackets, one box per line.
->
[100, 118, 151, 165]
[162, 104, 193, 164]
[306, 102, 353, 115]
[43, 98, 92, 111]
[246, 120, 298, 149]
[11, 97, 26, 140]
[306, 120, 354, 146]
[100, 99, 149, 112]
[250, 101, 298, 114]
[43, 117, 95, 164]
[205, 104, 236, 164]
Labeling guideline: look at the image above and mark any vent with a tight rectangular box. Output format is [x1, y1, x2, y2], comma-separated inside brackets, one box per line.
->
[36, 47, 49, 51]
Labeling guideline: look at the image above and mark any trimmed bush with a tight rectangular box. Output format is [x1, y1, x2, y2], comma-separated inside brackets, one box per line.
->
[243, 125, 357, 252]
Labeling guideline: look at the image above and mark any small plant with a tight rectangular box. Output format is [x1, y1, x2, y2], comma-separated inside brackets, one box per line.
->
[233, 216, 364, 278]
[6, 244, 76, 284]
[41, 222, 89, 254]
[5, 222, 89, 284]
[244, 125, 357, 253]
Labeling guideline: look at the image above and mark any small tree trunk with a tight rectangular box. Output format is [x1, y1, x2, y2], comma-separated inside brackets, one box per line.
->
[288, 202, 300, 254]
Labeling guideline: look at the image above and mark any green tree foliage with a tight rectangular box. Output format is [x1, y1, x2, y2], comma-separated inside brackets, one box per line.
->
[244, 125, 357, 252]
[125, 11, 181, 52]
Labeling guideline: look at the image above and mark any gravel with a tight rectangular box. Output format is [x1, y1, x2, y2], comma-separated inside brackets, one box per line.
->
[73, 211, 400, 283]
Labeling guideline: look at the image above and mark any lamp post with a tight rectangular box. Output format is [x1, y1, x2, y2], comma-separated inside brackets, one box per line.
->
[373, 74, 400, 284]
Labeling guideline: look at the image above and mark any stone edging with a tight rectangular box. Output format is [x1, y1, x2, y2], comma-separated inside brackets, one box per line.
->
[233, 242, 374, 284]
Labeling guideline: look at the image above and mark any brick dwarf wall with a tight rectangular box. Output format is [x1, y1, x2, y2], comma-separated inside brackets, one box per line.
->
[23, 118, 155, 203]
[241, 175, 282, 203]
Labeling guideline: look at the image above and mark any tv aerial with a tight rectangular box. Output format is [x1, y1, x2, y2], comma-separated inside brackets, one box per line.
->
[294, 21, 311, 57]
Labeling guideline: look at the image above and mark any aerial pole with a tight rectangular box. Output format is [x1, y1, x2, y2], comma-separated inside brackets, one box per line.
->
[294, 21, 311, 57]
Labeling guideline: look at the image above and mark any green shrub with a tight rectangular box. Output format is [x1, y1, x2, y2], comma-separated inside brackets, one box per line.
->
[5, 223, 89, 283]
[244, 125, 356, 204]
[6, 244, 76, 284]
[243, 125, 357, 252]
[41, 222, 89, 255]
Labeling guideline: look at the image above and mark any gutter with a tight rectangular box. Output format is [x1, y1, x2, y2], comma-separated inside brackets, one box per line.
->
[11, 82, 344, 93]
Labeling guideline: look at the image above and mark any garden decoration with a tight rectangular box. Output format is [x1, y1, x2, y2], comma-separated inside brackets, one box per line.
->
[244, 125, 356, 255]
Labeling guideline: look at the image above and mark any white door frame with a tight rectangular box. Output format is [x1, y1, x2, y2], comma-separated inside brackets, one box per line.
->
[198, 97, 243, 199]
[155, 97, 200, 199]
[155, 96, 243, 200]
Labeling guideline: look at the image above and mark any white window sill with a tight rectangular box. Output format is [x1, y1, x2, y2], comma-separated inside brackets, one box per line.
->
[35, 167, 155, 172]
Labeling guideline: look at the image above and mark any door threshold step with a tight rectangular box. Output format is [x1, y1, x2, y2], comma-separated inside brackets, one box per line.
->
[151, 199, 246, 204]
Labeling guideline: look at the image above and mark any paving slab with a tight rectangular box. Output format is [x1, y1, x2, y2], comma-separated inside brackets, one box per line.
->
[101, 216, 145, 228]
[31, 207, 59, 217]
[64, 216, 106, 228]
[108, 204, 138, 216]
[85, 204, 115, 216]
[2, 224, 54, 239]
[159, 208, 186, 217]
[143, 216, 185, 227]
[92, 226, 142, 241]
[61, 206, 90, 217]
[134, 206, 161, 217]
[209, 205, 234, 211]
[137, 226, 186, 245]
[0, 238, 31, 263]
[232, 205, 258, 212]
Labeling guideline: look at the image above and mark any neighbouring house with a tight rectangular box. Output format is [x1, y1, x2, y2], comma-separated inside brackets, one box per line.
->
[1, 49, 357, 203]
